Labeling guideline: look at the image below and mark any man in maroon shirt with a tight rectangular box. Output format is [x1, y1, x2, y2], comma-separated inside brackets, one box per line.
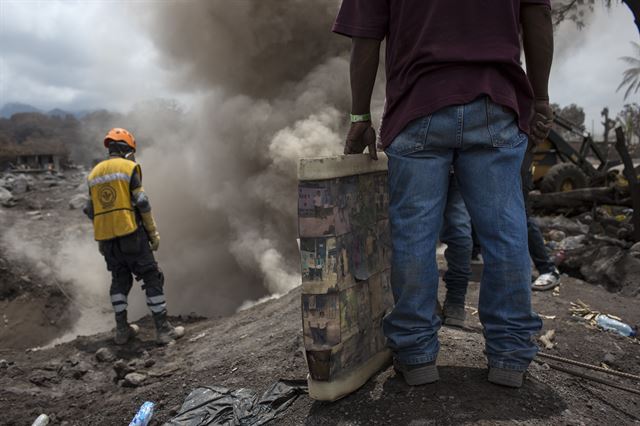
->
[334, 1, 553, 387]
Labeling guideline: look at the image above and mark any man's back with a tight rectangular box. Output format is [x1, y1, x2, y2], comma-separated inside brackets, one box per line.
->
[334, 0, 549, 148]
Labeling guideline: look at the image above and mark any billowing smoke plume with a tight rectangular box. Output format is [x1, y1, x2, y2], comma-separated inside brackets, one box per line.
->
[127, 0, 375, 315]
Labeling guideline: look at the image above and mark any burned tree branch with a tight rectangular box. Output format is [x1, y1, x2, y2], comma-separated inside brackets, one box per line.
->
[529, 187, 632, 211]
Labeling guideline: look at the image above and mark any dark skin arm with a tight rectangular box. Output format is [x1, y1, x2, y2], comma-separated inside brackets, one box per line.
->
[344, 37, 382, 160]
[521, 4, 554, 145]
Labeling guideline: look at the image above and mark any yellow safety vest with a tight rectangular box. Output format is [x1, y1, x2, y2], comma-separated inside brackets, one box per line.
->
[88, 157, 141, 241]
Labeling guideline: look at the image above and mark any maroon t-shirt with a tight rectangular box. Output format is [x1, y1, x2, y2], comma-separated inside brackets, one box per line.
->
[333, 0, 551, 148]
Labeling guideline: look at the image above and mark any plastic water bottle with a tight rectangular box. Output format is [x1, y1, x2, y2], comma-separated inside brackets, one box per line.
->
[596, 314, 637, 337]
[129, 401, 155, 426]
[31, 414, 50, 426]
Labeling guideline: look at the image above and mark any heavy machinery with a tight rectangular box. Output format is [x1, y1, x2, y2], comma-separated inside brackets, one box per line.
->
[531, 115, 618, 193]
[531, 0, 640, 193]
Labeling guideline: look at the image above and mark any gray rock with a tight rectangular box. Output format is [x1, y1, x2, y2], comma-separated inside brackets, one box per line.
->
[113, 359, 136, 379]
[123, 372, 147, 387]
[548, 230, 566, 242]
[631, 242, 640, 258]
[69, 193, 89, 210]
[558, 235, 587, 251]
[10, 175, 29, 194]
[95, 347, 116, 363]
[603, 352, 616, 364]
[0, 187, 12, 205]
[0, 359, 9, 369]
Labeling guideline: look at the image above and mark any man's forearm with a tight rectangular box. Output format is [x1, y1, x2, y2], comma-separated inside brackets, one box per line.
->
[521, 4, 554, 100]
[350, 37, 382, 115]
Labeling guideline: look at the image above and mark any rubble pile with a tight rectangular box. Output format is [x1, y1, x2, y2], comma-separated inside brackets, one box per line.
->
[0, 169, 88, 210]
[533, 206, 640, 296]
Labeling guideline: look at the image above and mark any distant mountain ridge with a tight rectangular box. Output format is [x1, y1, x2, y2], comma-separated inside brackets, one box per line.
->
[0, 103, 89, 119]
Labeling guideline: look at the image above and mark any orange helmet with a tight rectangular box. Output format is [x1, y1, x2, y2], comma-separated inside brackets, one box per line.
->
[103, 128, 136, 151]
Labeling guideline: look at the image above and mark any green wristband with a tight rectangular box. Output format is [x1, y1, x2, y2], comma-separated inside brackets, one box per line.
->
[350, 113, 371, 123]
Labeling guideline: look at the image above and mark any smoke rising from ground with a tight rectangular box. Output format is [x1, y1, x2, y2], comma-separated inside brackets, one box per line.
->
[128, 0, 366, 315]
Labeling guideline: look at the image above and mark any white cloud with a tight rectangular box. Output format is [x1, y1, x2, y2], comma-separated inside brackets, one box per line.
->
[551, 4, 639, 137]
[0, 0, 177, 112]
[0, 0, 638, 131]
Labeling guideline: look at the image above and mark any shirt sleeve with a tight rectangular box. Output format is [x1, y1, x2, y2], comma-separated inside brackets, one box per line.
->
[130, 166, 142, 191]
[332, 0, 389, 40]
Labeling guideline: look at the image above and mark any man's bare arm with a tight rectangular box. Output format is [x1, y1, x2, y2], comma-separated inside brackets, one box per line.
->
[351, 37, 381, 114]
[521, 4, 554, 144]
[345, 37, 382, 159]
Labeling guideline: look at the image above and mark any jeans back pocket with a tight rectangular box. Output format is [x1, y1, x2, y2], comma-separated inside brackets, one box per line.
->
[487, 101, 527, 148]
[385, 116, 431, 156]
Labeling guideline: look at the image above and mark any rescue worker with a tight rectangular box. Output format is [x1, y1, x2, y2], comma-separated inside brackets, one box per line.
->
[84, 128, 184, 345]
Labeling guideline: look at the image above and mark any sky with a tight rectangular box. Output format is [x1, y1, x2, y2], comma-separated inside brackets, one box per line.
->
[0, 1, 638, 137]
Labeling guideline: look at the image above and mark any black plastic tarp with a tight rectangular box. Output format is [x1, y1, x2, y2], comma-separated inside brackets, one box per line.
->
[164, 380, 308, 426]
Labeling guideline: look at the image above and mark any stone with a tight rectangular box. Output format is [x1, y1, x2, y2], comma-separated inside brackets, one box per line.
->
[548, 230, 566, 242]
[69, 193, 89, 210]
[10, 175, 29, 194]
[95, 347, 116, 363]
[123, 372, 147, 387]
[113, 359, 136, 379]
[603, 352, 616, 364]
[0, 187, 12, 205]
[630, 242, 640, 258]
[0, 359, 9, 369]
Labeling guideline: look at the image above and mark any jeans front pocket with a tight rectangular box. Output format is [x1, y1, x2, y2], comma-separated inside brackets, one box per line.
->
[487, 100, 527, 149]
[385, 115, 431, 156]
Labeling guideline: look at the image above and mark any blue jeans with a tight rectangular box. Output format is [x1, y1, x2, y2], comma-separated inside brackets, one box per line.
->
[383, 97, 542, 371]
[522, 163, 556, 275]
[440, 177, 472, 307]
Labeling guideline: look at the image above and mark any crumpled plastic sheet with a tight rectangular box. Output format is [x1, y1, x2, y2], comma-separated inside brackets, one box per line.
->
[164, 380, 308, 426]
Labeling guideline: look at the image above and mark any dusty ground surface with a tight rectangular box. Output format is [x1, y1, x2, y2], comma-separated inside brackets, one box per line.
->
[1, 171, 640, 425]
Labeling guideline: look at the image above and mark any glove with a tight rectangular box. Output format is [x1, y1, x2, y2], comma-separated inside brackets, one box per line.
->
[141, 211, 160, 251]
[344, 121, 378, 160]
[529, 100, 554, 145]
[148, 230, 160, 251]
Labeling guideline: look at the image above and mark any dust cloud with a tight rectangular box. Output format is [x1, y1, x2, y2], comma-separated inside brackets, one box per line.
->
[130, 0, 365, 315]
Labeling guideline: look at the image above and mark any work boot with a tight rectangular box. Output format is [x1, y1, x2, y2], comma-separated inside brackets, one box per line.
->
[153, 312, 185, 345]
[443, 303, 466, 328]
[114, 312, 139, 345]
[488, 367, 524, 388]
[394, 359, 439, 386]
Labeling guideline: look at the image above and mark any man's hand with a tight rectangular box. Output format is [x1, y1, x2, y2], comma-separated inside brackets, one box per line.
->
[529, 100, 554, 145]
[148, 230, 160, 251]
[345, 121, 378, 160]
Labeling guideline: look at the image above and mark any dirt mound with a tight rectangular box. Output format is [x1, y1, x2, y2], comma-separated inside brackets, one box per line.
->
[1, 275, 639, 425]
[0, 248, 78, 350]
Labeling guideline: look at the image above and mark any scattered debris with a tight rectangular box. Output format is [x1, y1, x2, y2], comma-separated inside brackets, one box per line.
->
[166, 380, 307, 426]
[68, 193, 88, 210]
[539, 329, 556, 350]
[95, 347, 116, 363]
[129, 401, 155, 426]
[31, 413, 50, 426]
[123, 372, 147, 388]
[113, 359, 136, 380]
[596, 314, 637, 337]
[570, 300, 637, 337]
[188, 332, 207, 343]
[0, 187, 13, 205]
